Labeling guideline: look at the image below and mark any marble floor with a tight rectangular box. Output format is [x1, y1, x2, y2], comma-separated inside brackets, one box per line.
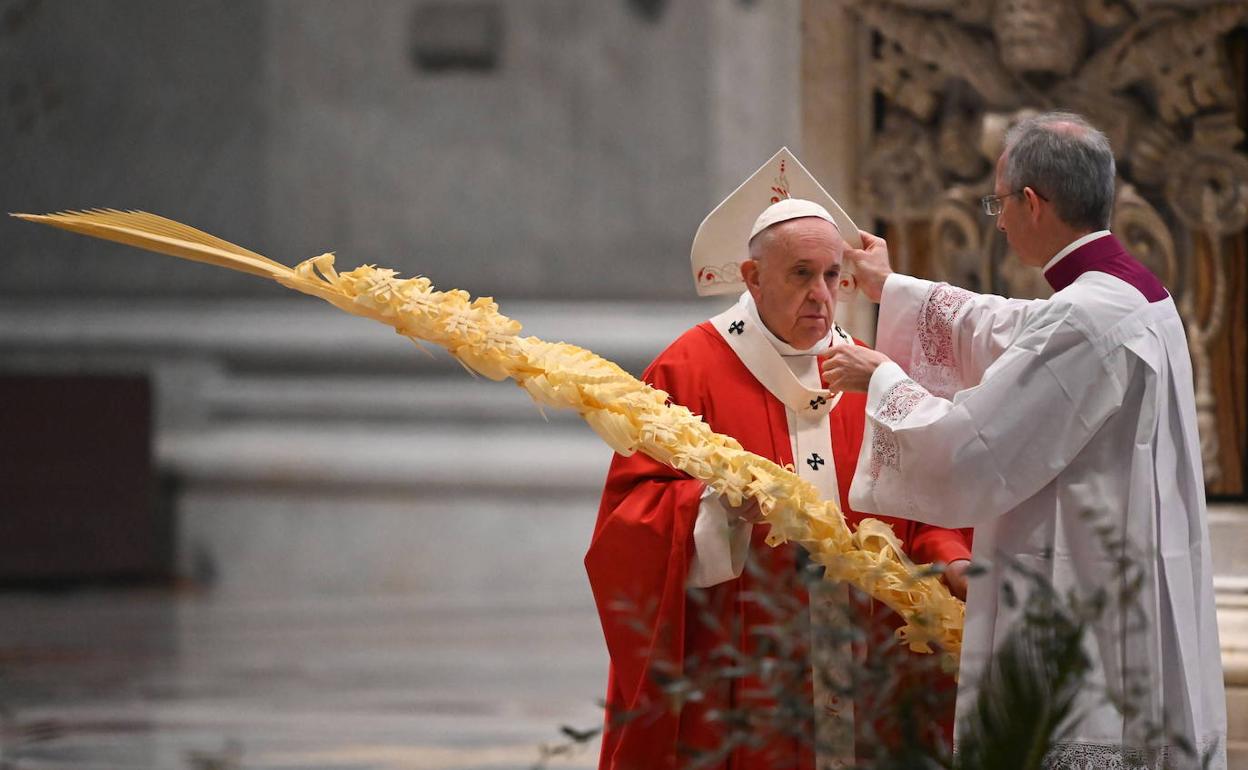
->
[3, 587, 1246, 769]
[0, 589, 607, 770]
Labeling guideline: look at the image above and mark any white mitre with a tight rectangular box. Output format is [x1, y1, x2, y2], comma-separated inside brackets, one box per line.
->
[690, 147, 861, 296]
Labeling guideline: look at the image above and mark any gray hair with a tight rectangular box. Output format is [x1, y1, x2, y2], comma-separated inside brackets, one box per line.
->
[1002, 111, 1116, 231]
[748, 223, 780, 261]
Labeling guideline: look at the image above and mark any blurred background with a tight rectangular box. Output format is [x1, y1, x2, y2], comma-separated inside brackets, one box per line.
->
[0, 0, 1244, 768]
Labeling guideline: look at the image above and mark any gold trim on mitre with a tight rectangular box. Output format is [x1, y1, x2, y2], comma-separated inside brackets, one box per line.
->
[690, 147, 861, 297]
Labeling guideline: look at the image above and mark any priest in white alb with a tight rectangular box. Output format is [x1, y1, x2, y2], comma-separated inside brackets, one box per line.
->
[822, 111, 1227, 767]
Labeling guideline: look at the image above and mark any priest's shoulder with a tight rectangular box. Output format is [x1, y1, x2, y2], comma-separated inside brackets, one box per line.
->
[999, 283, 1137, 351]
[1050, 272, 1156, 332]
[640, 322, 732, 381]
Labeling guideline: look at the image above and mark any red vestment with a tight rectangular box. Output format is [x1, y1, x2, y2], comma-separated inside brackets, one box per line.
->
[585, 322, 971, 770]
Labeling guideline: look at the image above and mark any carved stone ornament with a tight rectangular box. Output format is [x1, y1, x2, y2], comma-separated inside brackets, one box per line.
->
[846, 0, 1248, 489]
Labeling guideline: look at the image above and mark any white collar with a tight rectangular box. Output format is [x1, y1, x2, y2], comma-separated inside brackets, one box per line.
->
[1042, 230, 1112, 274]
[740, 292, 838, 356]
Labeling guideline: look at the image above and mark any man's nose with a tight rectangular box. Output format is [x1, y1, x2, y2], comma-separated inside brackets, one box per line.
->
[996, 215, 1007, 233]
[808, 279, 832, 303]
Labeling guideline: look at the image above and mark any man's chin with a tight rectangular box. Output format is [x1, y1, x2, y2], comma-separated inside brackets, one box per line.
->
[792, 321, 829, 347]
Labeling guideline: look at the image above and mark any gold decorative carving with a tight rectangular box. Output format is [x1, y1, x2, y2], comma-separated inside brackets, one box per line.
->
[842, 0, 1248, 492]
[930, 187, 993, 293]
[1113, 184, 1178, 289]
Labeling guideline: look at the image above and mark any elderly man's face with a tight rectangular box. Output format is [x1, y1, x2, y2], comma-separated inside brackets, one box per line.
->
[994, 152, 1044, 267]
[742, 217, 844, 349]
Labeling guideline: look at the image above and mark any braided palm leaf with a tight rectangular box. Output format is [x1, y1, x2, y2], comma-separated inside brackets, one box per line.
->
[14, 209, 965, 662]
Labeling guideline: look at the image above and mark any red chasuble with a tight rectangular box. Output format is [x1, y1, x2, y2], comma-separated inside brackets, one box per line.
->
[585, 322, 971, 770]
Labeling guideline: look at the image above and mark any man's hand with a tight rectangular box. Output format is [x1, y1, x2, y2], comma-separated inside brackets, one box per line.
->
[943, 559, 971, 601]
[821, 345, 892, 393]
[724, 496, 765, 524]
[844, 229, 893, 304]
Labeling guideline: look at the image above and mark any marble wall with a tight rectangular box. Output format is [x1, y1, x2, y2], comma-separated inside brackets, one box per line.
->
[1, 0, 269, 295]
[2, 0, 801, 301]
[0, 0, 802, 596]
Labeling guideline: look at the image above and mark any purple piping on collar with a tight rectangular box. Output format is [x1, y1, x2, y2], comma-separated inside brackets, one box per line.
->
[1043, 234, 1168, 302]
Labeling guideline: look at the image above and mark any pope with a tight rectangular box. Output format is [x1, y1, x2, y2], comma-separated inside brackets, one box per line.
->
[585, 150, 973, 770]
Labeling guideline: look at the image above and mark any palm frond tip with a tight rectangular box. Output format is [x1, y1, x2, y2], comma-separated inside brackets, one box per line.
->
[11, 209, 291, 280]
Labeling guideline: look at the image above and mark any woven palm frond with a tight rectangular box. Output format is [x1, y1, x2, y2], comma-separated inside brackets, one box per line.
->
[11, 209, 290, 279]
[15, 209, 966, 662]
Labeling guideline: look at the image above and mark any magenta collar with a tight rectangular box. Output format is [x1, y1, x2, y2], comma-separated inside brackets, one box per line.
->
[1043, 234, 1168, 302]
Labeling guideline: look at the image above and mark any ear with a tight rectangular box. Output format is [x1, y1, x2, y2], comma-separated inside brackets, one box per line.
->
[741, 259, 762, 292]
[1023, 186, 1045, 222]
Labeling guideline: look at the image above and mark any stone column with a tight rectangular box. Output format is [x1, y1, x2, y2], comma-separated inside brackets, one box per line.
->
[799, 0, 876, 342]
[707, 0, 801, 204]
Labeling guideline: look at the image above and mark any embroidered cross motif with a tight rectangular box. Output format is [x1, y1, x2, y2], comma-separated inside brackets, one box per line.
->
[806, 452, 825, 470]
[809, 395, 828, 410]
[728, 320, 745, 335]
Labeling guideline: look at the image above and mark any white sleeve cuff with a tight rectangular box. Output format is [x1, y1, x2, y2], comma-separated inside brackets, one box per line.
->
[687, 485, 753, 588]
[850, 361, 911, 515]
[867, 360, 910, 413]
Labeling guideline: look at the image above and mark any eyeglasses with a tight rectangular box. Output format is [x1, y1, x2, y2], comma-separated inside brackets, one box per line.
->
[981, 190, 1022, 216]
[981, 188, 1047, 216]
